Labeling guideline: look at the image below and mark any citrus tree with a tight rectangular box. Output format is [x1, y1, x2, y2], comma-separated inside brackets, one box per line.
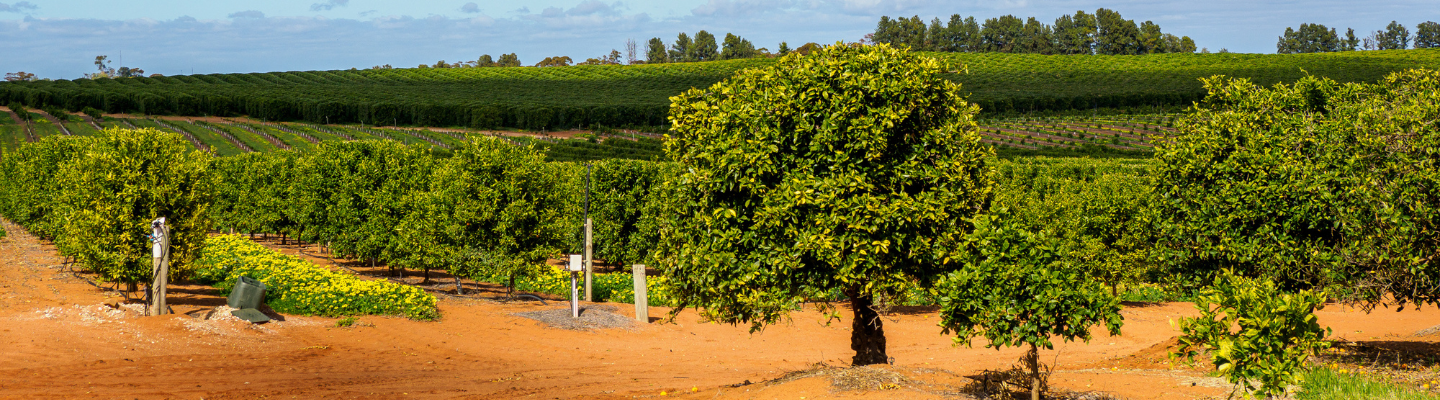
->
[1153, 69, 1440, 309]
[0, 136, 90, 240]
[938, 210, 1123, 400]
[660, 43, 993, 365]
[55, 127, 214, 285]
[402, 136, 574, 294]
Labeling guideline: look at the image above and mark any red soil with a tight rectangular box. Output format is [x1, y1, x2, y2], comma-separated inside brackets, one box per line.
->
[1, 222, 1437, 399]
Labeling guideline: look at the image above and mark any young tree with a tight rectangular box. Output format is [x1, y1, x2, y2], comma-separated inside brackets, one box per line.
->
[776, 41, 790, 56]
[646, 37, 669, 63]
[662, 43, 994, 366]
[476, 54, 495, 67]
[690, 30, 719, 61]
[1415, 21, 1440, 48]
[939, 211, 1123, 400]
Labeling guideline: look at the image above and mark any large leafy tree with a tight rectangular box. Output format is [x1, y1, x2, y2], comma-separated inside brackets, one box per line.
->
[661, 43, 994, 366]
[1153, 70, 1440, 309]
[671, 32, 692, 62]
[980, 15, 1024, 53]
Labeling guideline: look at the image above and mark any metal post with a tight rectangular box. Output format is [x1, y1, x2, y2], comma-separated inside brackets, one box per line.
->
[570, 271, 579, 318]
[584, 218, 593, 302]
[633, 264, 647, 323]
[582, 163, 593, 302]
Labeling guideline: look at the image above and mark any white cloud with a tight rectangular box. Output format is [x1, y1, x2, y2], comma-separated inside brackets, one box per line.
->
[460, 3, 481, 14]
[0, 1, 36, 13]
[228, 10, 266, 19]
[310, 0, 350, 12]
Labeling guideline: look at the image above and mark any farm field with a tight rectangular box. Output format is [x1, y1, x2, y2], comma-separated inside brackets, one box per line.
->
[2, 50, 1439, 130]
[2, 222, 1437, 400]
[0, 108, 1171, 159]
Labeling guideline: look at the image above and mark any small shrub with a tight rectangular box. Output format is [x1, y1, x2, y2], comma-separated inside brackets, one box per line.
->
[1173, 270, 1330, 398]
[335, 316, 358, 327]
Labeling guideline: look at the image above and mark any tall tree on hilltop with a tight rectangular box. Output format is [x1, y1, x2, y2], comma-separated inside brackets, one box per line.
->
[646, 37, 669, 63]
[1095, 8, 1141, 55]
[1417, 21, 1440, 49]
[672, 32, 693, 62]
[1343, 28, 1361, 51]
[497, 53, 521, 67]
[1277, 23, 1342, 53]
[1019, 17, 1054, 54]
[1138, 21, 1165, 53]
[691, 30, 719, 61]
[981, 15, 1025, 53]
[720, 33, 758, 60]
[1377, 21, 1410, 50]
[1054, 11, 1097, 55]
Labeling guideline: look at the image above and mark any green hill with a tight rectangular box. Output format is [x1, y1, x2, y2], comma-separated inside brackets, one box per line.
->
[3, 49, 1439, 128]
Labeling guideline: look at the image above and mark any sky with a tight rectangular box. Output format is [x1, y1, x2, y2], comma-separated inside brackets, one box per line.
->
[1, 0, 1437, 79]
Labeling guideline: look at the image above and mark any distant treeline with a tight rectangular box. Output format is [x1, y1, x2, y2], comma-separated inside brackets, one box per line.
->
[871, 8, 1196, 55]
[1277, 21, 1440, 53]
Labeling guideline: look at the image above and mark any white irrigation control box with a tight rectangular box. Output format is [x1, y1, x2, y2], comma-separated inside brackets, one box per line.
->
[568, 254, 583, 272]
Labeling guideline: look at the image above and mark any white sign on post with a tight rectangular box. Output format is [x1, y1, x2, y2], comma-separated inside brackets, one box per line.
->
[568, 254, 583, 272]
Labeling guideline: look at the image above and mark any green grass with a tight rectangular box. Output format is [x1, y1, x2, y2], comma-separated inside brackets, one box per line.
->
[1299, 367, 1439, 399]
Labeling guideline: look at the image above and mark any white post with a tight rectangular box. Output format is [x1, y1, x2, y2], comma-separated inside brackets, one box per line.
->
[633, 264, 647, 323]
[569, 254, 582, 318]
[584, 218, 593, 302]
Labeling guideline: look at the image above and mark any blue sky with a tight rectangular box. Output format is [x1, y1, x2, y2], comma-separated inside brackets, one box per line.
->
[2, 0, 1437, 79]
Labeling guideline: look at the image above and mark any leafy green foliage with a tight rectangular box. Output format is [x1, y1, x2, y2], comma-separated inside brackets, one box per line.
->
[400, 137, 573, 289]
[939, 210, 1124, 350]
[587, 160, 677, 268]
[1152, 69, 1440, 309]
[0, 136, 90, 239]
[660, 43, 993, 364]
[55, 127, 214, 283]
[1174, 271, 1330, 398]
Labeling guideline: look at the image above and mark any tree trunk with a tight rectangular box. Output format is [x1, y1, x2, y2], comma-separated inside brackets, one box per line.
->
[422, 267, 430, 284]
[507, 274, 516, 300]
[846, 287, 888, 366]
[1027, 343, 1041, 400]
[454, 276, 463, 295]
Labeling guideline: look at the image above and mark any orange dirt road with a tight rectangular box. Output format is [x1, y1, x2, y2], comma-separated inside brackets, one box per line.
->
[1, 221, 1437, 399]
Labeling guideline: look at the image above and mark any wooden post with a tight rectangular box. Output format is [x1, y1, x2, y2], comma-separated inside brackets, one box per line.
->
[633, 264, 647, 323]
[584, 218, 593, 302]
[147, 220, 170, 316]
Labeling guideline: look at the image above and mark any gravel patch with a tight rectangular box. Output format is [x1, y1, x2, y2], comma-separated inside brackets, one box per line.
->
[513, 304, 635, 331]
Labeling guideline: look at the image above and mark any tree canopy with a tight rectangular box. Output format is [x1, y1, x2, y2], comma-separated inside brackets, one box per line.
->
[660, 43, 993, 366]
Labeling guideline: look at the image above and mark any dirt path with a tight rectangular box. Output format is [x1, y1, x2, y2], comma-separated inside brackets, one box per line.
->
[1, 223, 1437, 399]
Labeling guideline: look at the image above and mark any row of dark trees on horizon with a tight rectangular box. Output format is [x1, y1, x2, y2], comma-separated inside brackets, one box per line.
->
[1277, 21, 1440, 53]
[871, 9, 1198, 55]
